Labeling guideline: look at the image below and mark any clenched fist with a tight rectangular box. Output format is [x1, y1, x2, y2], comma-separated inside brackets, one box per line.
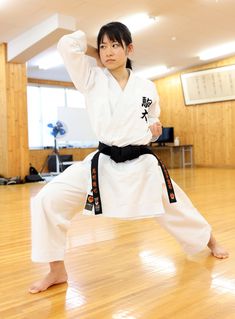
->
[149, 122, 162, 137]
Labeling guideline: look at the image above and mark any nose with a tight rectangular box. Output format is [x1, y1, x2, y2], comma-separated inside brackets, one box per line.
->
[106, 46, 113, 56]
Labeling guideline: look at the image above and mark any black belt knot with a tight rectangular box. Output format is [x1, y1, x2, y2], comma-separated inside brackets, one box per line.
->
[90, 142, 177, 215]
[99, 142, 143, 163]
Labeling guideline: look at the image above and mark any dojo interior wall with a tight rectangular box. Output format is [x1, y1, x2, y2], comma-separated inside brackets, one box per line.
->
[154, 55, 235, 168]
[29, 54, 235, 171]
[1, 44, 235, 178]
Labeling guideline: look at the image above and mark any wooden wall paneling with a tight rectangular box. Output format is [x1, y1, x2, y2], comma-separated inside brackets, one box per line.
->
[0, 43, 29, 178]
[19, 64, 29, 176]
[7, 58, 29, 177]
[225, 101, 235, 165]
[28, 78, 74, 88]
[0, 44, 8, 176]
[7, 63, 18, 175]
[2, 50, 234, 176]
[155, 56, 235, 168]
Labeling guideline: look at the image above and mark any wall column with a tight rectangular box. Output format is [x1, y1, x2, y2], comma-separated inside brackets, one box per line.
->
[0, 43, 29, 178]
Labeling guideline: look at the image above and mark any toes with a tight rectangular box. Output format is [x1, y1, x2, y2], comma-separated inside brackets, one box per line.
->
[29, 282, 46, 294]
[212, 251, 229, 259]
[29, 287, 40, 294]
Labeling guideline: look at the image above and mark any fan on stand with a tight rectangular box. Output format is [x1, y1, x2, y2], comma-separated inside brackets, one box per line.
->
[40, 121, 67, 175]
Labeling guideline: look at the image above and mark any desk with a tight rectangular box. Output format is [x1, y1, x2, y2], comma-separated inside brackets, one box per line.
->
[151, 144, 193, 168]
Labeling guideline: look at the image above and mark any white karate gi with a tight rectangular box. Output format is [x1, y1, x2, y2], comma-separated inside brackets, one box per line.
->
[31, 31, 211, 262]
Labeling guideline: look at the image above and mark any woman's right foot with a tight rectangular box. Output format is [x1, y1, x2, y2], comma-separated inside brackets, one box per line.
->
[29, 271, 68, 293]
[29, 261, 68, 294]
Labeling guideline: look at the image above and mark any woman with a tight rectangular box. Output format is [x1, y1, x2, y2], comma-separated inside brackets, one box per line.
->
[29, 22, 228, 294]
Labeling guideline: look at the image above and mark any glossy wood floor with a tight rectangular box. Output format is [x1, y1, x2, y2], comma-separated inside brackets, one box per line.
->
[0, 168, 235, 319]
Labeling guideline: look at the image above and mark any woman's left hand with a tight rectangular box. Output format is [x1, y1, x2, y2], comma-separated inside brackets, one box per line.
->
[149, 122, 162, 137]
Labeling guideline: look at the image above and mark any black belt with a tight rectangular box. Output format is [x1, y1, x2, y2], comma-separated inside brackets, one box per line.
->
[90, 142, 176, 215]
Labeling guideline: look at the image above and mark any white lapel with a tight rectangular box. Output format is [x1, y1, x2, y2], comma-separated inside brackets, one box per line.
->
[105, 69, 136, 118]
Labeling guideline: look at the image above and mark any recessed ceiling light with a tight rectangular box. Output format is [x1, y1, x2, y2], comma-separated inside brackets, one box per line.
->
[120, 13, 158, 34]
[199, 41, 235, 60]
[136, 65, 171, 79]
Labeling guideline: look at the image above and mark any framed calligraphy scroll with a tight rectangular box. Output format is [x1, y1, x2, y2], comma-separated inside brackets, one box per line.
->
[181, 64, 235, 105]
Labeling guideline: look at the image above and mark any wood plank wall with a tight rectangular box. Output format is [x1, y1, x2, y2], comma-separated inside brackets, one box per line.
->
[154, 56, 235, 168]
[0, 44, 8, 176]
[27, 78, 74, 87]
[1, 50, 235, 177]
[0, 43, 29, 178]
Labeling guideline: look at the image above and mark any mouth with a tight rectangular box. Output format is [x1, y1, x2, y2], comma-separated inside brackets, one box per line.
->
[105, 59, 115, 63]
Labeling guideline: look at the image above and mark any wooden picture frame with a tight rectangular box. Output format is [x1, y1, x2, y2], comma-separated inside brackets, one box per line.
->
[181, 64, 235, 105]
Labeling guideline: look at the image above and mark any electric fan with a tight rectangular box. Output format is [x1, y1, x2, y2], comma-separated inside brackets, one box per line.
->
[40, 121, 67, 175]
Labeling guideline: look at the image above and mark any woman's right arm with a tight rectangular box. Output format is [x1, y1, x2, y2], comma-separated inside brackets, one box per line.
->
[86, 44, 103, 67]
[57, 30, 101, 93]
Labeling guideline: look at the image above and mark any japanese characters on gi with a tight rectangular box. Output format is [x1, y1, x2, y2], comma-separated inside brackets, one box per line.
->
[141, 96, 152, 122]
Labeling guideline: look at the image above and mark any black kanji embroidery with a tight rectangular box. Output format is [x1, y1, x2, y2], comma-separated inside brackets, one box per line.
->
[142, 97, 152, 108]
[141, 97, 152, 122]
[141, 109, 148, 121]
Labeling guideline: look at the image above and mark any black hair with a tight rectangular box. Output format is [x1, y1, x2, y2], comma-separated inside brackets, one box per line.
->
[97, 21, 133, 70]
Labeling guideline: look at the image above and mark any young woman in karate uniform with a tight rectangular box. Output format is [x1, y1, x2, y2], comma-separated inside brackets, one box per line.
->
[29, 22, 228, 294]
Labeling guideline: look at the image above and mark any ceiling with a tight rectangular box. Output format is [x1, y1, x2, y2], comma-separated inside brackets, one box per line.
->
[1, 0, 235, 81]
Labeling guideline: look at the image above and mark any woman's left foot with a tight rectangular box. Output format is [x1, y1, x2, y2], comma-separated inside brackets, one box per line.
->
[209, 244, 229, 259]
[208, 234, 229, 259]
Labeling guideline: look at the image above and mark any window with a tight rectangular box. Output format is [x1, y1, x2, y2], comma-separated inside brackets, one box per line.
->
[27, 84, 96, 149]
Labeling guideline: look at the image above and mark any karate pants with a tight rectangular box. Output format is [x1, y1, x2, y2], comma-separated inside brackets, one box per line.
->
[31, 162, 211, 262]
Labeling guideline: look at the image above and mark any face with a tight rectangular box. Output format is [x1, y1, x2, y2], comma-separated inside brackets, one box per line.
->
[99, 34, 133, 71]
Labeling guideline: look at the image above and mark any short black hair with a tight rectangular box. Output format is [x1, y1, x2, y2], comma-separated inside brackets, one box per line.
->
[97, 21, 133, 69]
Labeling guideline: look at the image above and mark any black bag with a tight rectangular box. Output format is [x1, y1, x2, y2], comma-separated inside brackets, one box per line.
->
[25, 164, 44, 183]
[25, 174, 44, 183]
[29, 164, 39, 175]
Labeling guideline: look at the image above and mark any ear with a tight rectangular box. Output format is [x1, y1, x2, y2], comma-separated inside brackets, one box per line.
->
[127, 43, 134, 56]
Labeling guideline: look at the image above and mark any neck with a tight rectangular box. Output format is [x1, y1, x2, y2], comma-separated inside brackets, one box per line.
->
[109, 67, 130, 89]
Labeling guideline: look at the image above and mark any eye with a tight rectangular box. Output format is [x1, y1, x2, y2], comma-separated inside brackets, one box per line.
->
[112, 43, 120, 48]
[99, 44, 106, 49]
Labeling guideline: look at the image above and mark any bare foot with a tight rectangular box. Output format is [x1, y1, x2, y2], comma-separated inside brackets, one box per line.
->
[207, 234, 229, 259]
[29, 261, 68, 294]
[29, 272, 68, 293]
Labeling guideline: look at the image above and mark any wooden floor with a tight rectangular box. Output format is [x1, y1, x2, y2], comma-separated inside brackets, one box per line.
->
[0, 168, 235, 319]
